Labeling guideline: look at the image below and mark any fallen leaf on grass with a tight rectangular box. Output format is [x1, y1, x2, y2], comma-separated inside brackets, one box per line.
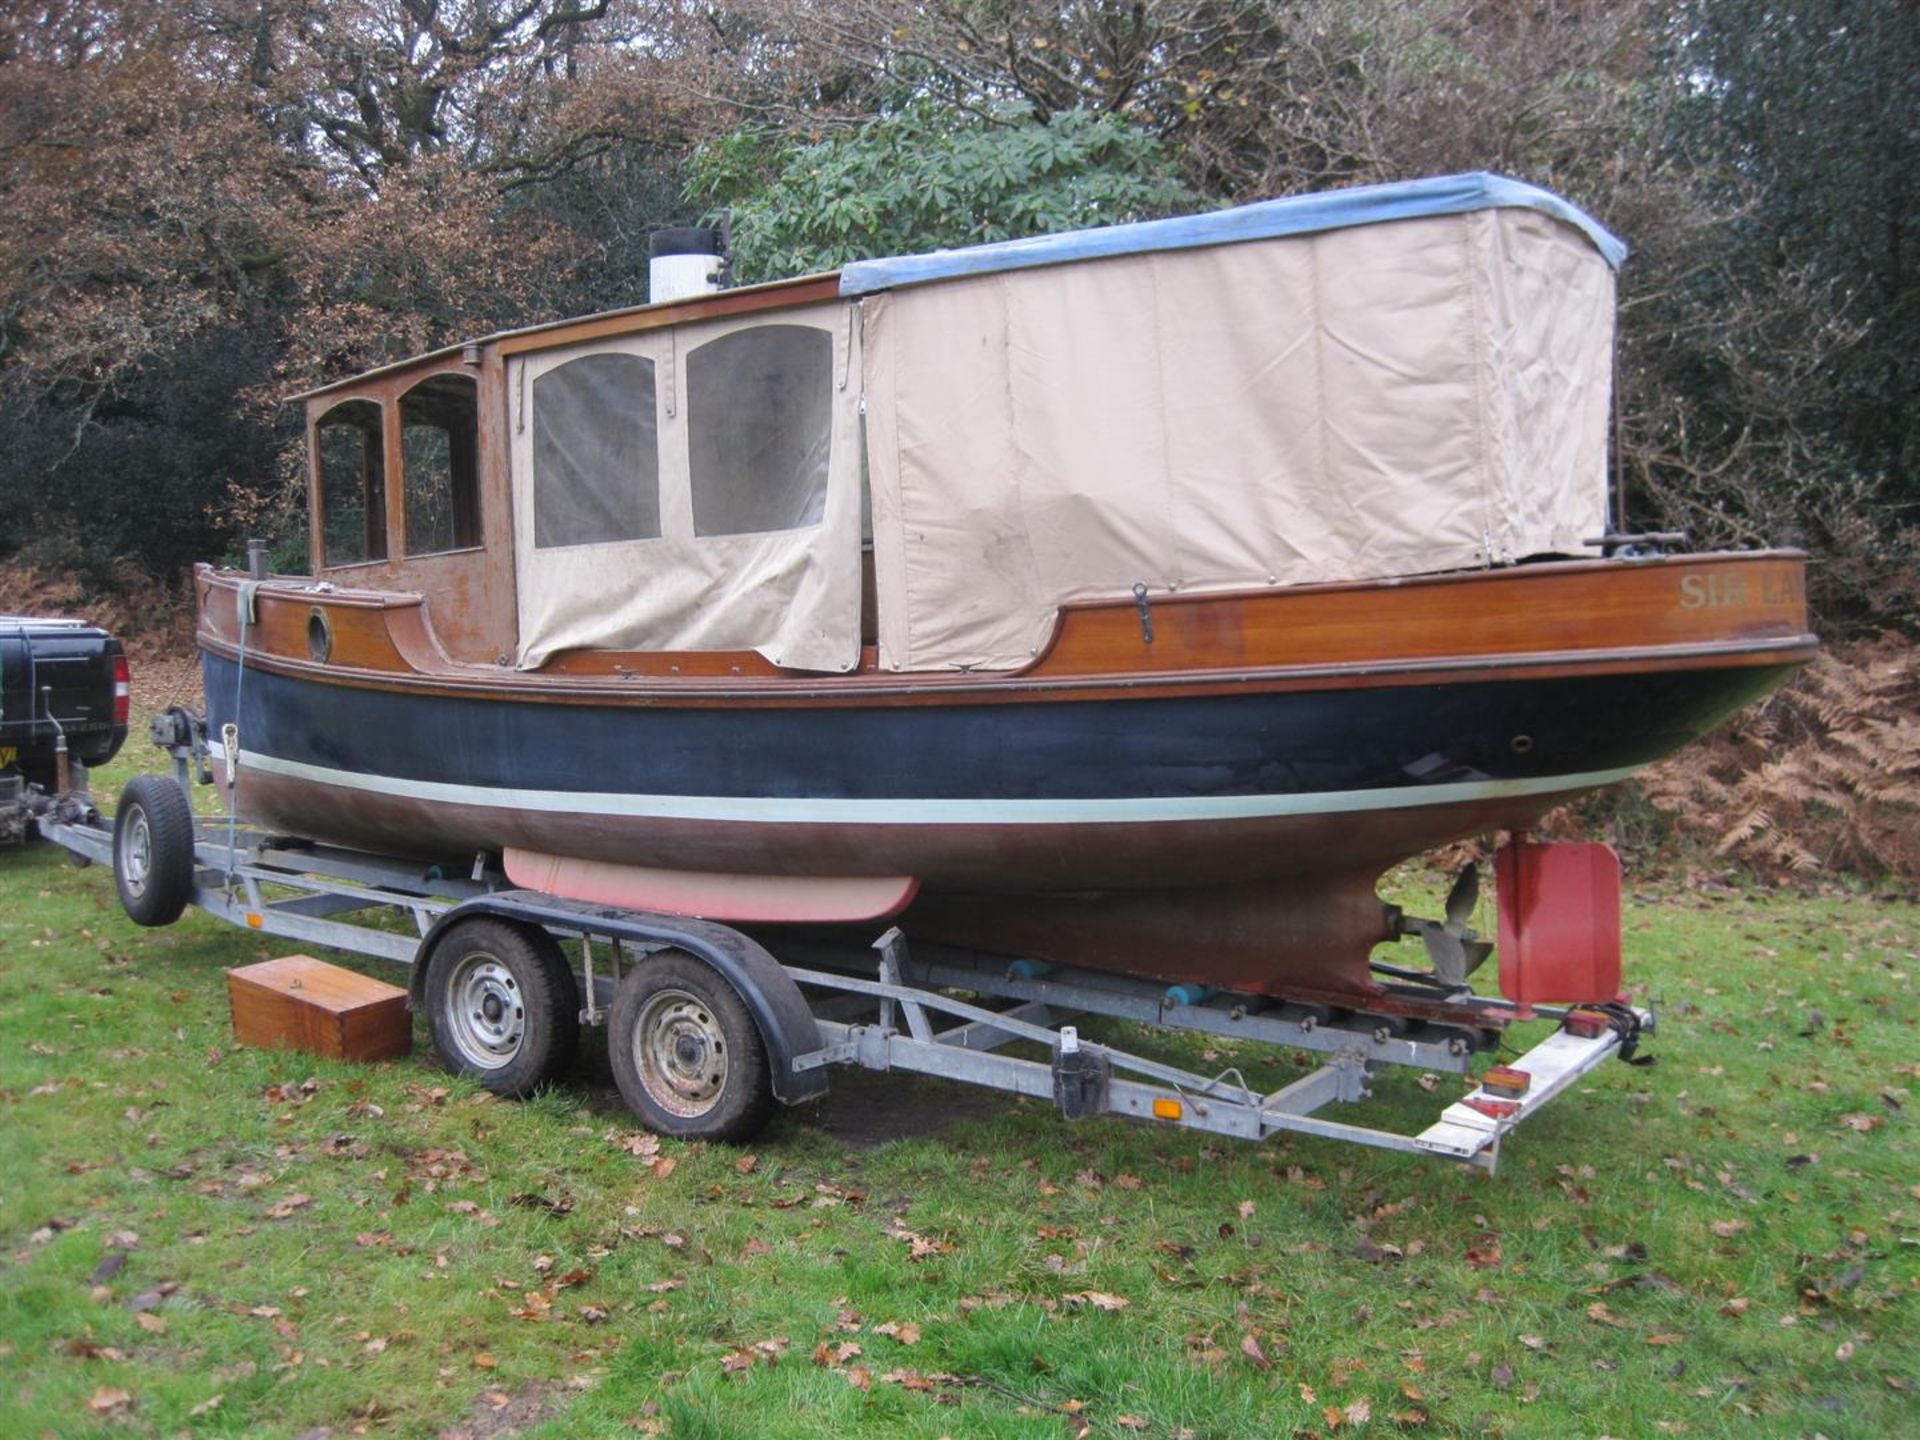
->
[1711, 1220, 1750, 1238]
[888, 1223, 953, 1261]
[1645, 1333, 1686, 1346]
[67, 1340, 127, 1362]
[1720, 1297, 1750, 1317]
[508, 1190, 575, 1215]
[188, 1394, 223, 1417]
[1518, 1334, 1548, 1351]
[1115, 1416, 1149, 1431]
[134, 1313, 167, 1335]
[1344, 1398, 1372, 1426]
[872, 1321, 921, 1344]
[87, 1388, 131, 1415]
[734, 1153, 759, 1175]
[607, 1130, 661, 1158]
[1491, 1362, 1514, 1390]
[649, 1157, 678, 1181]
[1840, 1113, 1883, 1133]
[846, 1365, 872, 1391]
[1239, 1333, 1272, 1370]
[510, 1290, 554, 1321]
[1238, 1199, 1256, 1219]
[813, 1341, 863, 1368]
[1587, 1302, 1628, 1328]
[1063, 1291, 1129, 1312]
[265, 1194, 312, 1219]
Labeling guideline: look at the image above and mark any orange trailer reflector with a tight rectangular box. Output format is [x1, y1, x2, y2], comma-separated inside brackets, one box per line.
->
[1152, 1098, 1183, 1120]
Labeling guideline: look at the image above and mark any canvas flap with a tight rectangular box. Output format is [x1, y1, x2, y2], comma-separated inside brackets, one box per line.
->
[863, 208, 1613, 671]
[512, 300, 862, 672]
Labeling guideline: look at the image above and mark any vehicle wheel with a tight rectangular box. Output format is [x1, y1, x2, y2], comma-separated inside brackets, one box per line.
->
[424, 918, 579, 1098]
[113, 774, 196, 926]
[609, 950, 773, 1142]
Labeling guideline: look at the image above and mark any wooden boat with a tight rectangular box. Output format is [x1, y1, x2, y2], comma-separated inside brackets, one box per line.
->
[196, 174, 1815, 1007]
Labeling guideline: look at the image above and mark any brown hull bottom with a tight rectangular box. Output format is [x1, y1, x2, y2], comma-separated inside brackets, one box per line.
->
[230, 767, 1590, 1002]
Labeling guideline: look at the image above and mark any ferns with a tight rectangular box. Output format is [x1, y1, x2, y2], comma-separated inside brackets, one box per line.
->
[1641, 638, 1920, 884]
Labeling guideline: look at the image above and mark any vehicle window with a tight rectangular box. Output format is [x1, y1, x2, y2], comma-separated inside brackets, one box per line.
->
[532, 352, 660, 548]
[687, 325, 832, 536]
[400, 373, 481, 555]
[316, 399, 387, 566]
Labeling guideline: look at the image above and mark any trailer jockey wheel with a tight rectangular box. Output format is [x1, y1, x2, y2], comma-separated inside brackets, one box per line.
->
[424, 917, 579, 1098]
[610, 950, 773, 1142]
[113, 774, 195, 927]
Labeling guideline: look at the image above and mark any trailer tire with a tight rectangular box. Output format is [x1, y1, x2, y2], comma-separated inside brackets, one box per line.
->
[424, 917, 578, 1098]
[609, 950, 774, 1142]
[113, 774, 195, 926]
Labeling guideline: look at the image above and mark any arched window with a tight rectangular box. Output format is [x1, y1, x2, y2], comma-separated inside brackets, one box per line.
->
[400, 373, 481, 555]
[315, 399, 386, 566]
[532, 353, 661, 548]
[687, 325, 832, 536]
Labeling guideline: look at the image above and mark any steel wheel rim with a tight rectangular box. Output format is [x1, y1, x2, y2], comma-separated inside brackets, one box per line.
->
[121, 808, 152, 896]
[633, 988, 728, 1118]
[444, 952, 525, 1071]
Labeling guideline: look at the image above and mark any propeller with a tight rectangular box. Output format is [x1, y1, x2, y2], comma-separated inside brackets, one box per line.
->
[1399, 865, 1494, 989]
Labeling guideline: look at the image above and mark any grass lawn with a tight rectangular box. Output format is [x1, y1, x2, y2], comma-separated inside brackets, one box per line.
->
[1, 737, 1915, 1439]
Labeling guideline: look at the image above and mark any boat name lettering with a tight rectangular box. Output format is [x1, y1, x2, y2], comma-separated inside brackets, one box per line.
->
[1679, 570, 1800, 610]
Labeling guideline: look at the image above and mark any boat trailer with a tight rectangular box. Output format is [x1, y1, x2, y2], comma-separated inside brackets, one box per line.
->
[32, 715, 1651, 1173]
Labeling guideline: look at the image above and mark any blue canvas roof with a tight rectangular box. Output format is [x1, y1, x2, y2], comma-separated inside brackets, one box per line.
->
[838, 171, 1626, 297]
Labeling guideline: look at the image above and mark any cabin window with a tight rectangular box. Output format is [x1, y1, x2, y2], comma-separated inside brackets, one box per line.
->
[532, 353, 660, 548]
[401, 373, 481, 555]
[316, 399, 387, 566]
[687, 325, 832, 536]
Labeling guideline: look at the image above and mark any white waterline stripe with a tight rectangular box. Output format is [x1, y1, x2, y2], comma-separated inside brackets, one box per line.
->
[233, 749, 1642, 827]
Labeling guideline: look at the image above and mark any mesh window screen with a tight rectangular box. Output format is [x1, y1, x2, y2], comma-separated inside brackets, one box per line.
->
[688, 325, 832, 536]
[401, 374, 480, 555]
[316, 399, 386, 566]
[533, 353, 660, 548]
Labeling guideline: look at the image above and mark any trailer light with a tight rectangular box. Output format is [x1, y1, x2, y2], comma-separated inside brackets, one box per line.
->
[1481, 1066, 1532, 1098]
[111, 655, 131, 725]
[1464, 1095, 1521, 1120]
[246, 913, 264, 928]
[1152, 1097, 1183, 1120]
[1563, 1008, 1611, 1039]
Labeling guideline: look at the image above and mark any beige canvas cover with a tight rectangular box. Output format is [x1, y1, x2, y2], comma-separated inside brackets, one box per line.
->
[512, 301, 863, 671]
[862, 207, 1614, 671]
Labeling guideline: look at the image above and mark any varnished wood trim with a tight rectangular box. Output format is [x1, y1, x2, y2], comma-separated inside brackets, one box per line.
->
[492, 276, 844, 358]
[198, 624, 1815, 713]
[199, 550, 1814, 708]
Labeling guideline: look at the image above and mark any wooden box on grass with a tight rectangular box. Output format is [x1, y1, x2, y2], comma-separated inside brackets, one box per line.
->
[227, 955, 411, 1062]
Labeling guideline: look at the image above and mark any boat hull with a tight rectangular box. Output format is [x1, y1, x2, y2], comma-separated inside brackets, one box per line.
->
[207, 654, 1793, 889]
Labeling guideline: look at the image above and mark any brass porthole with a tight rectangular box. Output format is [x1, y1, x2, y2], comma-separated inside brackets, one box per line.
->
[307, 607, 333, 664]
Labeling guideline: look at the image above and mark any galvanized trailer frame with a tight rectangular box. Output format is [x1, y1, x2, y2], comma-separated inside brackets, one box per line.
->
[40, 757, 1649, 1173]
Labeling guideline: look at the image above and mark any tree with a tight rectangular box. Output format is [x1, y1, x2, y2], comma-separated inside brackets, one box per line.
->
[689, 102, 1195, 280]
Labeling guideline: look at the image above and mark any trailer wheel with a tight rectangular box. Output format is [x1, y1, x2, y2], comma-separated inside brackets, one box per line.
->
[113, 774, 195, 926]
[609, 950, 773, 1142]
[425, 918, 579, 1098]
